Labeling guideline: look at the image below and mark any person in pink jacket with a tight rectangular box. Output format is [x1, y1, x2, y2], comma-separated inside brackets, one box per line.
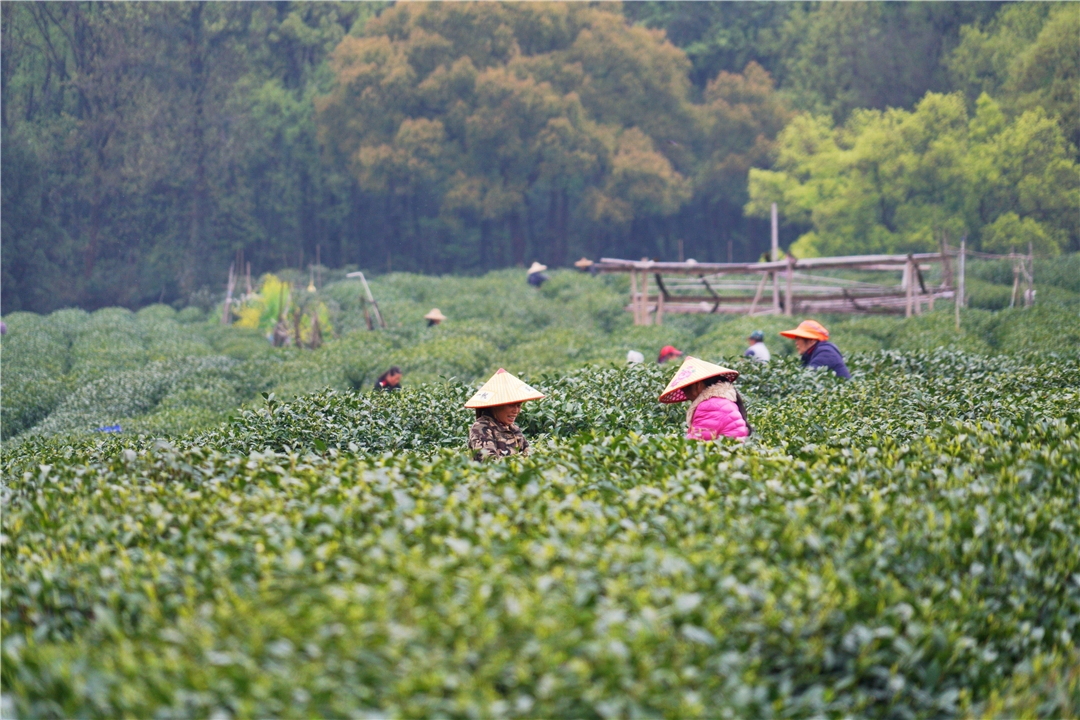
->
[658, 356, 751, 441]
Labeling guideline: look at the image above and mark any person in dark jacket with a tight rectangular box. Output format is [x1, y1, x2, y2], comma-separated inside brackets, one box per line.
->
[374, 366, 403, 391]
[780, 320, 851, 379]
[527, 262, 549, 287]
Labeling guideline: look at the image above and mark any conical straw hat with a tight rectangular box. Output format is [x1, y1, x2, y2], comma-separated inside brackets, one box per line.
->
[424, 308, 447, 321]
[464, 368, 546, 408]
[527, 262, 548, 274]
[658, 356, 739, 404]
[574, 257, 594, 268]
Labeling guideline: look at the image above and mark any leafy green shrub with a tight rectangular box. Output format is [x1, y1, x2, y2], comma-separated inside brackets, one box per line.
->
[2, 352, 1077, 717]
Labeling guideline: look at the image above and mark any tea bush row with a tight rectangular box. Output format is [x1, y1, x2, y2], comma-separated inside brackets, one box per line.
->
[3, 370, 1078, 716]
[5, 261, 1079, 441]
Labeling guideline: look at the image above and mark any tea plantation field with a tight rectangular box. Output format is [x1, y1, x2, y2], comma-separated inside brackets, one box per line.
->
[2, 261, 1079, 717]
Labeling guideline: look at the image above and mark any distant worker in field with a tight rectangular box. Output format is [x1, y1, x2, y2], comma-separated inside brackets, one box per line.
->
[660, 356, 750, 441]
[527, 262, 549, 287]
[575, 257, 600, 276]
[466, 368, 545, 461]
[627, 350, 645, 365]
[658, 345, 683, 364]
[374, 366, 403, 391]
[424, 308, 446, 327]
[780, 320, 851, 379]
[744, 330, 771, 362]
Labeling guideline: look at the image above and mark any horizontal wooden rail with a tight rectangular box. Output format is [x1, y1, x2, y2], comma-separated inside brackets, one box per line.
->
[597, 253, 946, 275]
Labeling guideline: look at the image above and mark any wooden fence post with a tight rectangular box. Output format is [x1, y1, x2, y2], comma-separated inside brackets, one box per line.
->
[784, 256, 794, 316]
[1025, 241, 1034, 307]
[915, 258, 929, 315]
[771, 203, 780, 312]
[1010, 249, 1020, 309]
[639, 271, 651, 326]
[955, 237, 965, 331]
[655, 273, 665, 326]
[905, 257, 914, 318]
[748, 272, 767, 316]
[629, 270, 640, 325]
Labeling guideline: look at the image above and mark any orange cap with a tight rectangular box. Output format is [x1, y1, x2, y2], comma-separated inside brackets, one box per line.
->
[779, 320, 829, 341]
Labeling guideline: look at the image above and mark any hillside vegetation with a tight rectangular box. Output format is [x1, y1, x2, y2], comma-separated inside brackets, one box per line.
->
[4, 260, 1078, 716]
[3, 335, 1078, 717]
[2, 255, 1078, 442]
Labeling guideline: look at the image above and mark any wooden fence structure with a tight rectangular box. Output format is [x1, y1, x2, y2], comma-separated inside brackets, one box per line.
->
[590, 248, 1016, 326]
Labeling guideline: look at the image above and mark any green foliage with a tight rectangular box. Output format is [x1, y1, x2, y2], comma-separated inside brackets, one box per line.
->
[4, 1, 1076, 315]
[948, 3, 1079, 151]
[623, 2, 792, 91]
[748, 93, 1080, 256]
[5, 264, 1079, 443]
[2, 349, 1078, 717]
[318, 2, 771, 268]
[774, 3, 996, 123]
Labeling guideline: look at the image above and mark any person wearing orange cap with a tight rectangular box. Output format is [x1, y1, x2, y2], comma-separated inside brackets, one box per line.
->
[779, 320, 851, 379]
[659, 357, 751, 441]
[465, 368, 546, 461]
[658, 345, 683, 364]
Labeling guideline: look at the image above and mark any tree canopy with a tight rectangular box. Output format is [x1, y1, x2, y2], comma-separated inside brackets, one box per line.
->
[1, 1, 1076, 314]
[316, 3, 786, 271]
[747, 93, 1079, 257]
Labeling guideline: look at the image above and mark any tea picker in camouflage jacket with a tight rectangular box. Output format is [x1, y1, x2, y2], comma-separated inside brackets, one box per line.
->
[465, 368, 545, 462]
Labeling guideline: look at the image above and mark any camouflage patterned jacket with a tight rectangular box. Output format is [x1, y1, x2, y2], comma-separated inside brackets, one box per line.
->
[468, 414, 529, 461]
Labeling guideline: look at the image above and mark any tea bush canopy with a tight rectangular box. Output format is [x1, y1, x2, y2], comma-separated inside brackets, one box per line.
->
[3, 342, 1079, 717]
[3, 262, 1080, 716]
[3, 0, 1080, 712]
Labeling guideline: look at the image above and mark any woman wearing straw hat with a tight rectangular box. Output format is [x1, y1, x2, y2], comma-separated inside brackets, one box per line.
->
[466, 368, 546, 461]
[424, 308, 446, 327]
[659, 356, 750, 441]
[779, 320, 850, 379]
[527, 262, 549, 287]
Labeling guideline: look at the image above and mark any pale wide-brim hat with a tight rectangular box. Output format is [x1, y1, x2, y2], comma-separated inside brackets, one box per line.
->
[527, 262, 548, 274]
[424, 308, 447, 321]
[658, 356, 739, 404]
[464, 368, 546, 409]
[574, 257, 594, 269]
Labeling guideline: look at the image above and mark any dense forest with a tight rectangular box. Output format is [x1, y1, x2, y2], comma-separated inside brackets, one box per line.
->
[2, 2, 1077, 313]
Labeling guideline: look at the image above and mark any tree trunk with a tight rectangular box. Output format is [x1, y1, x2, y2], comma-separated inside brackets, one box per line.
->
[510, 208, 525, 267]
[184, 3, 208, 296]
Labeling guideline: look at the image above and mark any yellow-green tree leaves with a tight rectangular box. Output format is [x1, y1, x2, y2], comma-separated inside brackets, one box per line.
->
[747, 93, 1079, 257]
[948, 3, 1080, 151]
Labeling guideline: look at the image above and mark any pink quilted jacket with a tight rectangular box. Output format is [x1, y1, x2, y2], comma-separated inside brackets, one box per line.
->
[686, 383, 749, 441]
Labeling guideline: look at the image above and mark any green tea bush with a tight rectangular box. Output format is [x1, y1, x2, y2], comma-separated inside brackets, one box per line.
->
[5, 261, 1078, 442]
[4, 263, 1078, 716]
[2, 351, 1077, 717]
